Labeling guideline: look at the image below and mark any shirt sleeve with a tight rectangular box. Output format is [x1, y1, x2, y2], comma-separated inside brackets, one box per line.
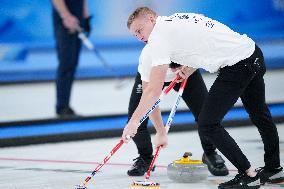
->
[138, 46, 153, 82]
[149, 43, 171, 67]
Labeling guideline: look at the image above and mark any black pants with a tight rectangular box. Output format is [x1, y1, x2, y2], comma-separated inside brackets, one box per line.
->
[198, 45, 280, 173]
[128, 70, 216, 159]
[52, 0, 84, 112]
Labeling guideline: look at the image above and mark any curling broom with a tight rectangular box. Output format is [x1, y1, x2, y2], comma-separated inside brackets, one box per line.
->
[130, 78, 188, 189]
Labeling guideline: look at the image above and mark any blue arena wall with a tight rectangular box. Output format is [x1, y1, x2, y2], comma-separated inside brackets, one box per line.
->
[0, 0, 284, 83]
[1, 0, 284, 44]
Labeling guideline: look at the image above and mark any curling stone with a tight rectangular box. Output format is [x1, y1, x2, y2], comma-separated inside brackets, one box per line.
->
[167, 152, 208, 183]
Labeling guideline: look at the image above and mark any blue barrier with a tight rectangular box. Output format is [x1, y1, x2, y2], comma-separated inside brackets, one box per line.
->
[0, 103, 284, 139]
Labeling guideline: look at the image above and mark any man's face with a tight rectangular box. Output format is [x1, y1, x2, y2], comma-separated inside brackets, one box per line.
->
[129, 14, 155, 43]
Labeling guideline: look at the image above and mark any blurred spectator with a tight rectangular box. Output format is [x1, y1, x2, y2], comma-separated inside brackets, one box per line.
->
[51, 0, 91, 118]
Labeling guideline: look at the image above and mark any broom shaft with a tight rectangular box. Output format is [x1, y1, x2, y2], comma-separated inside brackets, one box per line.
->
[145, 78, 188, 180]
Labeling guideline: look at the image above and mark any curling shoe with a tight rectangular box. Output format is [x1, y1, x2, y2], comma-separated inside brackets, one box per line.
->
[218, 172, 261, 189]
[127, 156, 155, 176]
[56, 107, 82, 119]
[202, 152, 229, 176]
[256, 166, 284, 185]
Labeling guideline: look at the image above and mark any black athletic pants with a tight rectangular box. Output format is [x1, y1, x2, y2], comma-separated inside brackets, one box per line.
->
[52, 0, 84, 112]
[128, 70, 216, 159]
[198, 45, 280, 173]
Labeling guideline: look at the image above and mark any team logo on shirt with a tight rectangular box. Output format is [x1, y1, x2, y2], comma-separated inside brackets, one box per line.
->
[178, 14, 190, 19]
[205, 20, 214, 28]
[136, 84, 142, 94]
[166, 13, 215, 29]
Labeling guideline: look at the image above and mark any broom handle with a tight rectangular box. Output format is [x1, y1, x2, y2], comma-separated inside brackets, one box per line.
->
[145, 78, 188, 180]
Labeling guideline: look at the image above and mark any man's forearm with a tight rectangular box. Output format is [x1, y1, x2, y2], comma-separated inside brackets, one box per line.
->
[129, 86, 161, 125]
[149, 107, 166, 134]
[129, 65, 167, 130]
[52, 0, 71, 19]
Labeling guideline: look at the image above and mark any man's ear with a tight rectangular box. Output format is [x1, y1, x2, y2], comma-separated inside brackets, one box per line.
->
[149, 14, 155, 23]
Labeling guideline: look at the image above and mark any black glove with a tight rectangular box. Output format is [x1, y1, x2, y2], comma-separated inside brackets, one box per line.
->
[169, 61, 181, 69]
[84, 15, 92, 36]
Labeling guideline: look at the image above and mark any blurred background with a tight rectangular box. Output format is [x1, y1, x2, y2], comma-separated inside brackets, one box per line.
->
[0, 0, 284, 147]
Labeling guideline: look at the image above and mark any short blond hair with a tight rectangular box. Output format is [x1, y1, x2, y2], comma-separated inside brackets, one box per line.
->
[127, 7, 157, 29]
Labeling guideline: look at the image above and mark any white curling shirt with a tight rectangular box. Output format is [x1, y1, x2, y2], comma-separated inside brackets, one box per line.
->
[148, 13, 255, 73]
[138, 44, 176, 82]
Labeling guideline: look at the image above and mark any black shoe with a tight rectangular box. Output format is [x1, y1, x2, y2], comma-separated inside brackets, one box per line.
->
[218, 173, 261, 189]
[256, 166, 284, 185]
[202, 152, 229, 176]
[127, 156, 155, 176]
[56, 107, 81, 119]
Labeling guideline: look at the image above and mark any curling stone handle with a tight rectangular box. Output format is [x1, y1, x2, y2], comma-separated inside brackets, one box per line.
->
[183, 152, 192, 158]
